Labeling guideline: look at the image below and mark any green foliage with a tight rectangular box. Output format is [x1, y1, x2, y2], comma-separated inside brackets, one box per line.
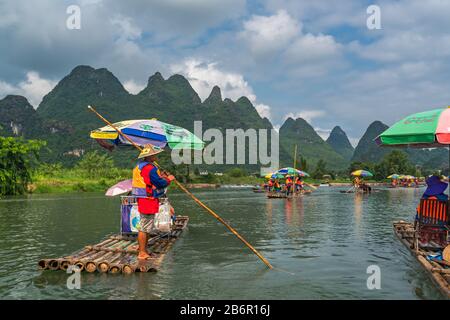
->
[36, 163, 63, 177]
[348, 161, 374, 174]
[228, 167, 247, 177]
[0, 137, 46, 195]
[75, 151, 115, 178]
[312, 159, 328, 179]
[299, 156, 308, 172]
[373, 150, 416, 180]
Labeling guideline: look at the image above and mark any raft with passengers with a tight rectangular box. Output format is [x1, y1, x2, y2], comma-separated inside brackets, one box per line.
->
[262, 167, 315, 198]
[376, 107, 450, 298]
[38, 106, 275, 274]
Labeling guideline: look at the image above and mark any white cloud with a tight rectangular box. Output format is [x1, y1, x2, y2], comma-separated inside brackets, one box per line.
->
[348, 137, 359, 148]
[255, 103, 271, 120]
[170, 59, 272, 120]
[236, 9, 343, 79]
[285, 110, 325, 123]
[284, 33, 341, 63]
[123, 79, 146, 94]
[109, 0, 246, 42]
[111, 16, 142, 41]
[0, 71, 57, 108]
[170, 58, 266, 114]
[314, 127, 332, 141]
[239, 10, 300, 57]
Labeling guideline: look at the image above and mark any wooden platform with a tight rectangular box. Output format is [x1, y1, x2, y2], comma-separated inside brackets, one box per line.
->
[393, 221, 450, 298]
[38, 216, 189, 274]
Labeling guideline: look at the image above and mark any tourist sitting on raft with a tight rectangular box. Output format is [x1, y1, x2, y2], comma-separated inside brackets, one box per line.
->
[420, 175, 448, 201]
[353, 176, 361, 189]
[391, 178, 398, 188]
[131, 144, 175, 261]
[273, 179, 282, 192]
[295, 176, 303, 193]
[353, 176, 371, 193]
[415, 175, 448, 246]
[268, 179, 274, 192]
[285, 175, 293, 196]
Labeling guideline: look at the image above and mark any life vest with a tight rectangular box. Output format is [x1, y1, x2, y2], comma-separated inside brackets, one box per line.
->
[268, 180, 274, 187]
[286, 178, 293, 185]
[295, 178, 303, 185]
[131, 161, 162, 198]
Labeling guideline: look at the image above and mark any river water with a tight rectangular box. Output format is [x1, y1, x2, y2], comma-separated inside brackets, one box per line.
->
[0, 187, 445, 299]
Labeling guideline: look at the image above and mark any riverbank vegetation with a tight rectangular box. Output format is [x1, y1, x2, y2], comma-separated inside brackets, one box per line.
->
[1, 136, 437, 196]
[0, 137, 45, 196]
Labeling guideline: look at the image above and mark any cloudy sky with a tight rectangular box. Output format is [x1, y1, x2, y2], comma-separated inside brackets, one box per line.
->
[1, 0, 450, 145]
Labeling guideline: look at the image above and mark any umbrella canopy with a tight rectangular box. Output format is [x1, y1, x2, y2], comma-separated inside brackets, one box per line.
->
[387, 174, 400, 179]
[276, 167, 310, 177]
[90, 119, 204, 150]
[375, 107, 450, 147]
[351, 170, 373, 177]
[105, 179, 132, 197]
[376, 107, 450, 183]
[265, 172, 284, 179]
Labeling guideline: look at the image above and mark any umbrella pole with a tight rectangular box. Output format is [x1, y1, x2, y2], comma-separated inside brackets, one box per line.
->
[88, 106, 273, 269]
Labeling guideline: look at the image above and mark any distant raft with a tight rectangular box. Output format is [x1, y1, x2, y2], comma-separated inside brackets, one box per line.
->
[38, 216, 189, 274]
[393, 221, 450, 298]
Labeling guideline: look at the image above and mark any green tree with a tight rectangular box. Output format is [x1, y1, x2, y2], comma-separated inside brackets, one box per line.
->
[36, 162, 63, 177]
[299, 156, 308, 172]
[0, 137, 45, 195]
[374, 150, 415, 180]
[348, 161, 374, 174]
[75, 151, 115, 178]
[228, 167, 246, 177]
[312, 159, 328, 179]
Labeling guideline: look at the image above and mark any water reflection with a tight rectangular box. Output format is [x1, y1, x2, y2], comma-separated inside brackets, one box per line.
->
[354, 193, 363, 231]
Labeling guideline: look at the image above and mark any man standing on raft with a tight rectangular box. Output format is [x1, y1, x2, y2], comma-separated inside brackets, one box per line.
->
[131, 144, 175, 260]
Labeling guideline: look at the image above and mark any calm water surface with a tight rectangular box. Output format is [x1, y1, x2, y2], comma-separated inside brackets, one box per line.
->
[0, 187, 445, 299]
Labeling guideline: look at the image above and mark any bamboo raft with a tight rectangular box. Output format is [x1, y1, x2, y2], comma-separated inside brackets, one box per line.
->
[267, 193, 288, 199]
[38, 216, 189, 274]
[393, 221, 450, 298]
[267, 191, 311, 199]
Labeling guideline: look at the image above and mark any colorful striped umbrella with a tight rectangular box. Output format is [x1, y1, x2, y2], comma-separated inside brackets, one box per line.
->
[265, 172, 284, 179]
[351, 170, 373, 177]
[387, 174, 400, 179]
[276, 167, 310, 177]
[90, 119, 204, 150]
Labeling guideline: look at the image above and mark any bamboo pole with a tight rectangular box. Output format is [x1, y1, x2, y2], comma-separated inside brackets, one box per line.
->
[293, 144, 297, 170]
[88, 105, 273, 269]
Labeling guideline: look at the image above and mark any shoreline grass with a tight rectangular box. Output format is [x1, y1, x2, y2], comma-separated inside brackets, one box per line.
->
[30, 168, 394, 194]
